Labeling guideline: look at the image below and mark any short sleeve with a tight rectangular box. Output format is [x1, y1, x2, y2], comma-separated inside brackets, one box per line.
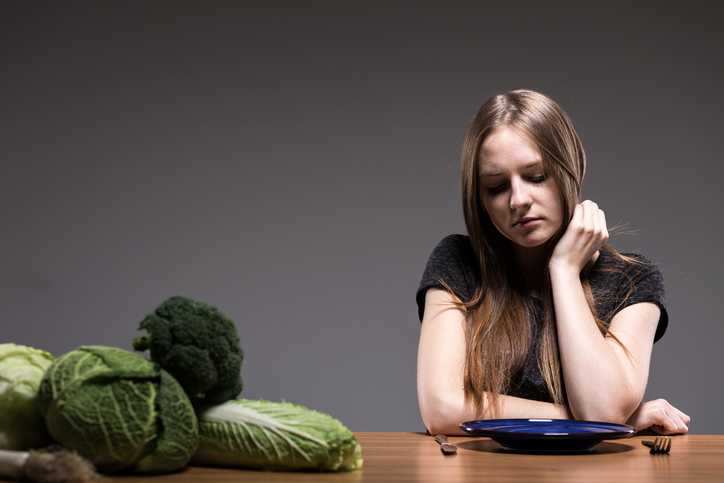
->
[415, 235, 479, 322]
[590, 251, 669, 342]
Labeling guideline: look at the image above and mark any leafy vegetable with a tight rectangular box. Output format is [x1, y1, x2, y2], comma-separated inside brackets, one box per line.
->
[0, 343, 55, 450]
[191, 398, 362, 472]
[37, 345, 198, 474]
[133, 295, 244, 404]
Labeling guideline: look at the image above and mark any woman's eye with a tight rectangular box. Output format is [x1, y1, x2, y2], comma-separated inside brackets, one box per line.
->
[530, 175, 546, 183]
[488, 184, 505, 194]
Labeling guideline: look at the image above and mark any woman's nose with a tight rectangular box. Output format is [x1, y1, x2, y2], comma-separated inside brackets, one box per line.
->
[510, 180, 532, 209]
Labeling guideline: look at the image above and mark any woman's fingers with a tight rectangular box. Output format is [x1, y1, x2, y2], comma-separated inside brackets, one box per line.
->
[630, 399, 690, 435]
[550, 201, 609, 273]
[678, 406, 692, 426]
[579, 200, 608, 239]
[599, 206, 609, 241]
[661, 412, 685, 435]
[672, 406, 691, 434]
[665, 402, 690, 434]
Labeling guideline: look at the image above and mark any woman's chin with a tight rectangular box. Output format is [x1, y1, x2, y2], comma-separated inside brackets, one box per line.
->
[512, 238, 550, 249]
[508, 236, 556, 255]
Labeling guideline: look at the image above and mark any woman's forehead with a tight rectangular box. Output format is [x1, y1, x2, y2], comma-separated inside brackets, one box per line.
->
[478, 127, 542, 176]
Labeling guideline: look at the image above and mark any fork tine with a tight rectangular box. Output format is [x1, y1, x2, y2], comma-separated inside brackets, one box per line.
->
[650, 435, 672, 454]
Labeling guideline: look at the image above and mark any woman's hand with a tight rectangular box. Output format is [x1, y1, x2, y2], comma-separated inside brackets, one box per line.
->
[626, 399, 690, 435]
[549, 200, 609, 275]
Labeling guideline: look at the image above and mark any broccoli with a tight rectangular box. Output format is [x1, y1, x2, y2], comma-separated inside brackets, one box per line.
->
[133, 296, 243, 404]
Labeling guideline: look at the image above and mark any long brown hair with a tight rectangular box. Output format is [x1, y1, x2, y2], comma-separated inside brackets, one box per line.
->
[459, 89, 627, 417]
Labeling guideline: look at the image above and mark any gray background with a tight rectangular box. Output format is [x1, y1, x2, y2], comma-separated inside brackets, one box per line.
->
[2, 1, 722, 433]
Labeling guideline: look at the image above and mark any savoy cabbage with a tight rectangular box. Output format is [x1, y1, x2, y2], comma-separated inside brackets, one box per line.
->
[37, 345, 198, 474]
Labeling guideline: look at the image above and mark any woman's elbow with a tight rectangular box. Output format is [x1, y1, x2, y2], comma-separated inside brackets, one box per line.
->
[422, 412, 460, 436]
[422, 419, 450, 436]
[419, 395, 465, 435]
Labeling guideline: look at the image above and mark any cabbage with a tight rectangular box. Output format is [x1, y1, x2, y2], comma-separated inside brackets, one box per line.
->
[37, 346, 198, 474]
[0, 343, 55, 450]
[191, 398, 362, 472]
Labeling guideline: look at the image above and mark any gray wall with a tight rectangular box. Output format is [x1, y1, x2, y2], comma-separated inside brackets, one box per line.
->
[2, 1, 722, 433]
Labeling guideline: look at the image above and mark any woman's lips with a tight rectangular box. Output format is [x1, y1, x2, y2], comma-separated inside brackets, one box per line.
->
[513, 217, 541, 227]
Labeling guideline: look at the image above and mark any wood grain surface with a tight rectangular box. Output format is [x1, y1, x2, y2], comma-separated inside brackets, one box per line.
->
[109, 432, 724, 483]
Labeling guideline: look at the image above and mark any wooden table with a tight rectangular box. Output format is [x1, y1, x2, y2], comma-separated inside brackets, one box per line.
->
[113, 432, 724, 482]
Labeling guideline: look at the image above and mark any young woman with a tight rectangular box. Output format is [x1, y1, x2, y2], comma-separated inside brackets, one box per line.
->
[416, 89, 690, 436]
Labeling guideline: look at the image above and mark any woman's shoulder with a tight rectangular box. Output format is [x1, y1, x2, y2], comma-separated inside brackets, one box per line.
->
[416, 234, 479, 321]
[431, 234, 475, 257]
[425, 235, 479, 281]
[590, 248, 668, 341]
[594, 249, 664, 284]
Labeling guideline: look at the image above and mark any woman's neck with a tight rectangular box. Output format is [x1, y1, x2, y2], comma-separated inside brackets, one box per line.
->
[512, 243, 549, 299]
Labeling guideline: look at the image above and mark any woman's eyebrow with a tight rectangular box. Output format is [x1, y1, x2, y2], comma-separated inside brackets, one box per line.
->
[479, 169, 502, 178]
[479, 161, 542, 178]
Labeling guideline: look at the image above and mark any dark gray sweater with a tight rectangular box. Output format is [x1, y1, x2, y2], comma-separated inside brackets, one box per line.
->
[415, 234, 668, 403]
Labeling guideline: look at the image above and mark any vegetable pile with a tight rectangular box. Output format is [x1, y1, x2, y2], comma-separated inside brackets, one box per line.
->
[0, 296, 362, 477]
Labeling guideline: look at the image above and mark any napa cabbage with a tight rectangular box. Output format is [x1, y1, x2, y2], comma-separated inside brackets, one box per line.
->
[37, 346, 198, 474]
[0, 343, 55, 450]
[191, 398, 362, 472]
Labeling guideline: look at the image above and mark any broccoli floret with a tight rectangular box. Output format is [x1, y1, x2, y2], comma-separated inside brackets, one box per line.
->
[133, 296, 243, 404]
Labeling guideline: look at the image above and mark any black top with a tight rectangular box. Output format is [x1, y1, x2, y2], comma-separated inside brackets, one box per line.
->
[415, 234, 668, 403]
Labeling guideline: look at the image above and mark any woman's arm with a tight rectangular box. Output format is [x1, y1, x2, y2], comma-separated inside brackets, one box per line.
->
[418, 288, 689, 434]
[417, 288, 572, 435]
[548, 201, 687, 431]
[552, 282, 658, 423]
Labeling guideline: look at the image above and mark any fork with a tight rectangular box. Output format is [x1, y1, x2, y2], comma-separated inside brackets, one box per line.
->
[642, 436, 672, 454]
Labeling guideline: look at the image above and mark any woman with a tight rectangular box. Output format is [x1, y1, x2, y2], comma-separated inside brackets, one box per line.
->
[416, 89, 690, 436]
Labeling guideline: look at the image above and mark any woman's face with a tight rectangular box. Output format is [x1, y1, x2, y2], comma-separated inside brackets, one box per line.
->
[478, 127, 564, 249]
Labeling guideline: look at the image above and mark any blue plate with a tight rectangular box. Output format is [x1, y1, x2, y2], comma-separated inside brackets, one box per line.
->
[459, 419, 635, 453]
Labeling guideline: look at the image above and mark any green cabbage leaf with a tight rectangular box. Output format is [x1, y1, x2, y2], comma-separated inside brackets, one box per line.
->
[0, 343, 55, 450]
[37, 345, 198, 474]
[191, 398, 362, 472]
